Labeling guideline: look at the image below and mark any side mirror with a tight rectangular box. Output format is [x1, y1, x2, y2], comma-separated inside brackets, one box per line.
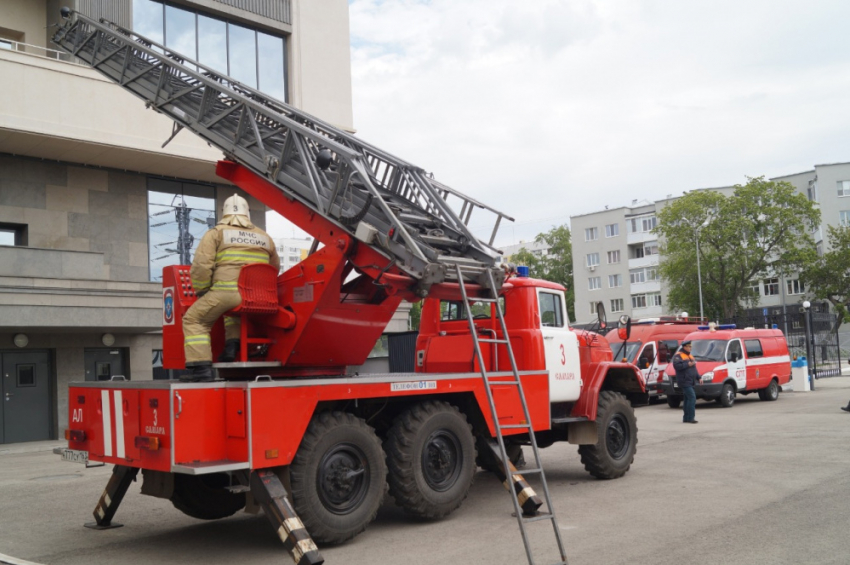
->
[596, 302, 607, 330]
[640, 358, 650, 369]
[617, 314, 632, 340]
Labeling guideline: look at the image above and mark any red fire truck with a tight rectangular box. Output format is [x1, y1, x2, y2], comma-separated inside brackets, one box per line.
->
[53, 11, 644, 565]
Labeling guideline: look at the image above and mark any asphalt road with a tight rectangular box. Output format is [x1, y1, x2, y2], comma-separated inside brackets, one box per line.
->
[2, 378, 849, 565]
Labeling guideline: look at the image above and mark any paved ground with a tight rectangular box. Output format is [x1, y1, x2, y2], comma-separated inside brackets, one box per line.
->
[2, 377, 849, 565]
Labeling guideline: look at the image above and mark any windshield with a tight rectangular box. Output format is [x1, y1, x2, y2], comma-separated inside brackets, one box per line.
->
[612, 341, 642, 362]
[690, 339, 728, 362]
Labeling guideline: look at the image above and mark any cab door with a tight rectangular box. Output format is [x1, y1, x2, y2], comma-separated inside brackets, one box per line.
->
[726, 339, 746, 390]
[637, 342, 658, 391]
[538, 290, 581, 402]
[744, 339, 765, 389]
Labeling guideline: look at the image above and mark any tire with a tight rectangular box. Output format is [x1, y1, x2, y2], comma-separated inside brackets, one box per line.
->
[718, 383, 736, 407]
[170, 473, 246, 520]
[385, 401, 476, 519]
[760, 379, 779, 401]
[667, 395, 681, 409]
[476, 441, 525, 473]
[578, 391, 638, 480]
[289, 411, 387, 545]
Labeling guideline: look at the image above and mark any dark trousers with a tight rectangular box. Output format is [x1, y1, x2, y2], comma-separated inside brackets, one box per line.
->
[682, 386, 696, 422]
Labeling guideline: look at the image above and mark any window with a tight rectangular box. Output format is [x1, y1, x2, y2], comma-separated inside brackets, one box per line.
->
[787, 279, 805, 295]
[630, 269, 646, 284]
[17, 364, 36, 387]
[642, 216, 657, 232]
[840, 211, 850, 227]
[644, 241, 659, 256]
[747, 280, 760, 295]
[628, 215, 657, 233]
[588, 276, 601, 290]
[440, 299, 503, 321]
[589, 302, 598, 315]
[638, 343, 656, 369]
[763, 278, 780, 296]
[585, 227, 598, 241]
[807, 180, 818, 202]
[744, 339, 764, 358]
[607, 250, 621, 264]
[646, 267, 659, 281]
[631, 294, 647, 309]
[132, 0, 288, 101]
[838, 180, 850, 197]
[609, 274, 622, 288]
[726, 340, 743, 362]
[659, 340, 678, 363]
[147, 178, 216, 282]
[610, 298, 624, 313]
[586, 253, 600, 267]
[288, 255, 299, 262]
[0, 40, 12, 50]
[648, 292, 662, 307]
[539, 292, 564, 327]
[605, 223, 619, 237]
[633, 246, 645, 259]
[0, 222, 27, 246]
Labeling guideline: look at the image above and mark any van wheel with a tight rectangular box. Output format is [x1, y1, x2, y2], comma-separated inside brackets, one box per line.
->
[667, 395, 681, 409]
[385, 401, 476, 519]
[578, 391, 637, 479]
[759, 380, 779, 401]
[170, 473, 246, 520]
[289, 411, 387, 545]
[718, 383, 736, 407]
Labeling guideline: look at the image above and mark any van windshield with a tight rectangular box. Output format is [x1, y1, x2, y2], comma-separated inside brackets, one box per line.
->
[612, 341, 642, 362]
[690, 340, 727, 362]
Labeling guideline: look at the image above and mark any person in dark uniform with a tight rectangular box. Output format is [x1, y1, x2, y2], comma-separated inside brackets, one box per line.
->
[673, 340, 701, 424]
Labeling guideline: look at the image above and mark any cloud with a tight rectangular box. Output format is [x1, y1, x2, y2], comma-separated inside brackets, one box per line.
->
[347, 0, 850, 245]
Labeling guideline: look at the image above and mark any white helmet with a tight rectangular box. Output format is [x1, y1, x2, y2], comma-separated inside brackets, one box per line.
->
[223, 193, 250, 219]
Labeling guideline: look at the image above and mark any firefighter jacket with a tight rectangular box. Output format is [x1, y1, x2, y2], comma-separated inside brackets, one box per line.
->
[672, 351, 701, 388]
[190, 220, 280, 293]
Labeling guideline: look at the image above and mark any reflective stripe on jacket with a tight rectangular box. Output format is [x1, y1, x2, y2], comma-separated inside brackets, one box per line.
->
[190, 221, 281, 293]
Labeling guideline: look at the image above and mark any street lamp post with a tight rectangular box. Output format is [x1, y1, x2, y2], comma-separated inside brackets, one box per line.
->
[802, 300, 815, 391]
[695, 218, 710, 320]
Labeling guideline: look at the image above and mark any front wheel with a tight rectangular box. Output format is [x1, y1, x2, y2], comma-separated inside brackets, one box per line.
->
[385, 401, 476, 519]
[718, 383, 736, 407]
[578, 391, 638, 479]
[760, 380, 779, 401]
[289, 411, 387, 545]
[667, 395, 681, 409]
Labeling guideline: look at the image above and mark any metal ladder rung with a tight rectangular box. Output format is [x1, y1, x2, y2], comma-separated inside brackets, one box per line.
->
[500, 423, 532, 430]
[486, 379, 519, 385]
[479, 338, 508, 344]
[518, 467, 543, 475]
[474, 297, 499, 303]
[522, 512, 556, 524]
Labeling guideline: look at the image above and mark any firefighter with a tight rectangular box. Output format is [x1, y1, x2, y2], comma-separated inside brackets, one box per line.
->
[182, 193, 280, 381]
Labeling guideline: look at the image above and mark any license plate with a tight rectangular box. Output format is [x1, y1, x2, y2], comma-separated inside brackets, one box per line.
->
[62, 449, 89, 464]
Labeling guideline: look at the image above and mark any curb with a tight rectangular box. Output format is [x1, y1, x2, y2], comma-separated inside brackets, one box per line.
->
[0, 553, 45, 565]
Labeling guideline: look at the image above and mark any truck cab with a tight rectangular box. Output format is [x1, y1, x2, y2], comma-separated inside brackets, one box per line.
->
[606, 318, 704, 402]
[662, 326, 792, 408]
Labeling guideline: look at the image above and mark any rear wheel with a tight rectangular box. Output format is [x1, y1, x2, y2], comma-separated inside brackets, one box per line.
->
[718, 383, 736, 407]
[667, 395, 681, 409]
[760, 379, 779, 401]
[578, 391, 637, 479]
[289, 411, 387, 545]
[385, 401, 476, 519]
[170, 473, 246, 520]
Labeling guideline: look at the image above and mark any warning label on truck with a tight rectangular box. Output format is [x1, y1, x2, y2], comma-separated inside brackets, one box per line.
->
[391, 381, 437, 392]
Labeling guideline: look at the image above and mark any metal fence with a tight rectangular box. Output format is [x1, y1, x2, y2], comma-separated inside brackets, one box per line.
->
[724, 302, 843, 378]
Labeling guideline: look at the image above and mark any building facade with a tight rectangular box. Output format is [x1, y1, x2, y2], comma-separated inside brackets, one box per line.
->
[0, 0, 354, 443]
[570, 163, 850, 325]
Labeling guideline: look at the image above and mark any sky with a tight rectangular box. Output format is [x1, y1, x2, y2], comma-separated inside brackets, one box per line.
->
[324, 0, 850, 248]
[268, 0, 850, 247]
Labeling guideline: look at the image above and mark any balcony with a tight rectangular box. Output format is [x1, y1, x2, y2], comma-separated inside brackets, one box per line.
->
[630, 280, 661, 294]
[628, 255, 660, 269]
[626, 230, 656, 245]
[631, 305, 663, 319]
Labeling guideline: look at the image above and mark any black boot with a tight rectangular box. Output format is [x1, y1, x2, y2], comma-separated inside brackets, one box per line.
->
[180, 362, 214, 382]
[218, 339, 240, 363]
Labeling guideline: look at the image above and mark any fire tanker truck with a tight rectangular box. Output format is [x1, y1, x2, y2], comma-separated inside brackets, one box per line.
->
[52, 10, 644, 565]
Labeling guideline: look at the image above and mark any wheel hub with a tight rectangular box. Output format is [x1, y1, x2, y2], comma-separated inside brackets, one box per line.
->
[422, 431, 461, 492]
[606, 414, 630, 459]
[318, 443, 369, 514]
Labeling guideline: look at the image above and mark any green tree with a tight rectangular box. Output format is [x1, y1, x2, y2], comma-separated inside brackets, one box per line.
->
[508, 224, 575, 321]
[407, 300, 422, 330]
[655, 177, 820, 320]
[800, 225, 850, 323]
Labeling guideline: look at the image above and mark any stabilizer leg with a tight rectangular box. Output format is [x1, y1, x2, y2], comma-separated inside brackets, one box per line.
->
[481, 439, 543, 516]
[249, 469, 324, 565]
[85, 464, 139, 530]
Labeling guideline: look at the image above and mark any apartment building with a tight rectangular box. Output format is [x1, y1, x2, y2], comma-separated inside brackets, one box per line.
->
[0, 0, 354, 443]
[570, 162, 850, 325]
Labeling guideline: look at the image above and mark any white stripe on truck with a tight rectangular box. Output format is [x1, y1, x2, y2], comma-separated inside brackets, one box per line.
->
[101, 390, 112, 457]
[114, 390, 125, 459]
